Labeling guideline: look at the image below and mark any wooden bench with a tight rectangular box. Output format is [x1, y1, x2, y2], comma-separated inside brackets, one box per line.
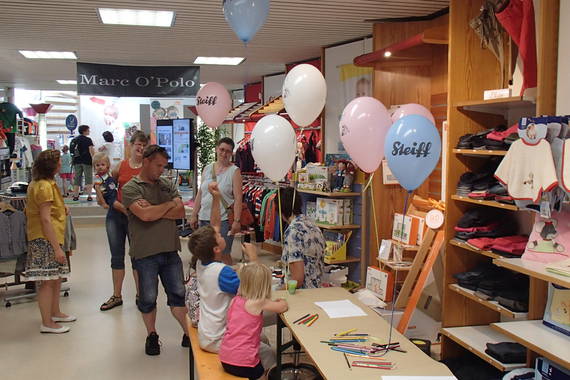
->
[187, 324, 244, 380]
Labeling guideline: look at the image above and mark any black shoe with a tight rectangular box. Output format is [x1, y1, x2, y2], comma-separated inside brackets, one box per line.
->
[181, 334, 190, 348]
[145, 332, 160, 356]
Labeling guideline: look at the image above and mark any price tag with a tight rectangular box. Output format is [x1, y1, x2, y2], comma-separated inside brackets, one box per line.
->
[425, 209, 444, 229]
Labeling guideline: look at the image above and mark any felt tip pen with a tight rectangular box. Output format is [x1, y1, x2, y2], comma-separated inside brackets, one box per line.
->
[336, 328, 357, 336]
[298, 314, 316, 324]
[303, 314, 318, 325]
[307, 314, 319, 327]
[293, 313, 310, 324]
[343, 353, 351, 370]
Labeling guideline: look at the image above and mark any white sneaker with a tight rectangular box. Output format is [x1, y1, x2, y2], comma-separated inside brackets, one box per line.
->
[52, 315, 77, 323]
[40, 325, 70, 334]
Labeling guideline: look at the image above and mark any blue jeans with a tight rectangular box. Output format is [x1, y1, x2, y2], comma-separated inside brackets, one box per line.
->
[133, 252, 186, 313]
[106, 208, 132, 270]
[199, 219, 233, 256]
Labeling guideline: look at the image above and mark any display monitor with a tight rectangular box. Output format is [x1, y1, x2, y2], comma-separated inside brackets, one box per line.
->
[155, 118, 193, 170]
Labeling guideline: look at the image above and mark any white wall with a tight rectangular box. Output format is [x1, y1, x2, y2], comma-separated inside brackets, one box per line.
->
[324, 38, 373, 154]
[557, 0, 570, 114]
[263, 73, 285, 103]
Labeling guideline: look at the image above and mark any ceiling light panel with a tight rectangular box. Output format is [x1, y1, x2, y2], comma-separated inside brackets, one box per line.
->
[98, 8, 175, 27]
[19, 51, 77, 59]
[194, 57, 246, 66]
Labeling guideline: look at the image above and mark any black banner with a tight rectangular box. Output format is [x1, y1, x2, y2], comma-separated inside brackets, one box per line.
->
[76, 63, 200, 97]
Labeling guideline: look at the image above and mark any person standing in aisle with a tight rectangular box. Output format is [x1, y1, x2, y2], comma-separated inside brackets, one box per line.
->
[278, 187, 326, 289]
[190, 137, 243, 265]
[70, 125, 95, 201]
[25, 149, 75, 333]
[122, 145, 187, 356]
[100, 130, 148, 311]
[98, 131, 118, 163]
[59, 145, 73, 197]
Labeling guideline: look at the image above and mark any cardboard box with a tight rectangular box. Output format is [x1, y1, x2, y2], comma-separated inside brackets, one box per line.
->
[306, 201, 317, 221]
[307, 164, 330, 183]
[392, 213, 420, 245]
[316, 198, 344, 226]
[415, 215, 427, 245]
[366, 266, 394, 302]
[343, 199, 353, 225]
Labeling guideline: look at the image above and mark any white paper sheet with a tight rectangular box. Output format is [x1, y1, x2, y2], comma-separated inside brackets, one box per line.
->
[314, 299, 367, 318]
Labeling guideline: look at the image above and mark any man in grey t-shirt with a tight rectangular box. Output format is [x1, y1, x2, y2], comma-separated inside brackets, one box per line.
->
[122, 145, 187, 356]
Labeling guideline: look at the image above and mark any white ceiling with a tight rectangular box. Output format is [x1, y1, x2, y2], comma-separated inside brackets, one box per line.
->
[0, 0, 448, 91]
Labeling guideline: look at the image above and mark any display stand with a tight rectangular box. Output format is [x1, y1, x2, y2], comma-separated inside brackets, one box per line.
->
[441, 0, 563, 372]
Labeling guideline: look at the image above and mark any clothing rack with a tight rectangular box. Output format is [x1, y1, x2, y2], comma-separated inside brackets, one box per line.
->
[0, 198, 71, 307]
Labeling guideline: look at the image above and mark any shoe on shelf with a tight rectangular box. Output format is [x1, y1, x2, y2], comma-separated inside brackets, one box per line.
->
[72, 196, 79, 202]
[40, 324, 70, 334]
[146, 332, 161, 356]
[87, 196, 93, 202]
[52, 315, 77, 323]
[100, 295, 123, 311]
[181, 334, 190, 348]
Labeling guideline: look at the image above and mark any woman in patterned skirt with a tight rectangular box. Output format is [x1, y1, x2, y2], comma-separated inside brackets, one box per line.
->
[25, 149, 74, 333]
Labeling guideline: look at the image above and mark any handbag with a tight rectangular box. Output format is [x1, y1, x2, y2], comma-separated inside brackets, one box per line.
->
[211, 165, 254, 229]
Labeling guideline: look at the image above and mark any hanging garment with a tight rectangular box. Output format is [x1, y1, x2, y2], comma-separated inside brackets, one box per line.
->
[496, 0, 537, 94]
[470, 1, 505, 84]
[0, 209, 27, 260]
[495, 139, 557, 202]
[0, 103, 23, 133]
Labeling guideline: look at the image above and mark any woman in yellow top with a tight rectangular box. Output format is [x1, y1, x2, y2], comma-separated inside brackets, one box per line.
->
[25, 149, 74, 334]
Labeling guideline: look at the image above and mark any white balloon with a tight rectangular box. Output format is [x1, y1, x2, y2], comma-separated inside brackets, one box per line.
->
[282, 64, 327, 127]
[251, 115, 296, 182]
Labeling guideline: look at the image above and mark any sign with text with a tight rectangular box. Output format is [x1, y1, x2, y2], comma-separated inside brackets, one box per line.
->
[77, 62, 200, 97]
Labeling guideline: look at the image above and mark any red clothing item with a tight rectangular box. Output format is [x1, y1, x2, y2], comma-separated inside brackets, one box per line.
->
[117, 160, 142, 201]
[486, 123, 519, 142]
[496, 0, 537, 95]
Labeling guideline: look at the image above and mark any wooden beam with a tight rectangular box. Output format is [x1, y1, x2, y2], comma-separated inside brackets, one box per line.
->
[536, 0, 560, 115]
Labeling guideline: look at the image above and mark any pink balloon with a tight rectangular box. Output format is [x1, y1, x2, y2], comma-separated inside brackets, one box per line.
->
[391, 103, 435, 125]
[339, 97, 392, 173]
[196, 82, 232, 129]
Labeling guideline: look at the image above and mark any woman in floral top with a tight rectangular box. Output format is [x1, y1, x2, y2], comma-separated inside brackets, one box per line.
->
[279, 187, 326, 288]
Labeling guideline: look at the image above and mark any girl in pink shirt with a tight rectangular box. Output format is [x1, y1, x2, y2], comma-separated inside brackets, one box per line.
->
[219, 263, 288, 379]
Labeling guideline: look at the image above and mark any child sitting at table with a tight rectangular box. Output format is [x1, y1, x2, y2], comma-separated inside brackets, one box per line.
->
[188, 182, 258, 352]
[219, 263, 288, 379]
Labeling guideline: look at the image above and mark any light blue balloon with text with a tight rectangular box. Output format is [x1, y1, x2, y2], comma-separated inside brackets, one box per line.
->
[223, 0, 270, 44]
[384, 115, 441, 191]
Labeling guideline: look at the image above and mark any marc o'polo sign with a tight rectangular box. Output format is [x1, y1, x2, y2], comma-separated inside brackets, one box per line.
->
[76, 62, 200, 97]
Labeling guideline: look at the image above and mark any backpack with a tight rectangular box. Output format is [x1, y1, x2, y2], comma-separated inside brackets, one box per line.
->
[69, 137, 81, 159]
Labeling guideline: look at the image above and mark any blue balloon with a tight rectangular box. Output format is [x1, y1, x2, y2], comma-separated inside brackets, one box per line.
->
[384, 115, 442, 191]
[223, 0, 270, 44]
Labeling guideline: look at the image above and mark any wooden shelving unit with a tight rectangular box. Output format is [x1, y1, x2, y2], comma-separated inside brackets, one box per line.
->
[453, 149, 507, 156]
[493, 258, 570, 289]
[326, 256, 360, 265]
[455, 96, 536, 116]
[315, 223, 360, 230]
[441, 0, 562, 372]
[449, 239, 501, 260]
[451, 195, 518, 211]
[379, 259, 413, 271]
[297, 189, 360, 197]
[449, 284, 527, 320]
[440, 326, 526, 372]
[492, 320, 570, 369]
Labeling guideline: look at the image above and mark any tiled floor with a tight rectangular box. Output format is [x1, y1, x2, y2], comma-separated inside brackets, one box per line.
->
[0, 225, 281, 380]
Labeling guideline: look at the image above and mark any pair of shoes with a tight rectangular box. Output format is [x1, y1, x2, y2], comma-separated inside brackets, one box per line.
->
[72, 196, 79, 201]
[52, 315, 77, 323]
[146, 332, 161, 355]
[181, 334, 190, 348]
[87, 196, 93, 202]
[100, 295, 123, 311]
[40, 324, 70, 334]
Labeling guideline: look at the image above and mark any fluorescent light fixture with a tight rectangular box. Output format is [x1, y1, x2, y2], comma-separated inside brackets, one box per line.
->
[194, 57, 246, 66]
[384, 51, 392, 58]
[57, 80, 77, 85]
[19, 50, 77, 59]
[98, 8, 175, 27]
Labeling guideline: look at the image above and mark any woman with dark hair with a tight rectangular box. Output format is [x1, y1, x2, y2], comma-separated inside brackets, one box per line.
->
[100, 130, 148, 311]
[278, 187, 326, 289]
[99, 131, 118, 163]
[190, 137, 243, 265]
[25, 149, 74, 333]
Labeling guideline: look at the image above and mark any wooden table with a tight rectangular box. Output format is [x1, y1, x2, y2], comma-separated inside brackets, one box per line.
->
[275, 287, 453, 379]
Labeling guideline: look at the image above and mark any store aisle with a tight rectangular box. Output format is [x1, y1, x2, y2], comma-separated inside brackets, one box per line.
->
[1, 226, 192, 380]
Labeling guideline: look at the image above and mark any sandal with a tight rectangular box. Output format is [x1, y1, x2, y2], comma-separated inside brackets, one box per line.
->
[100, 295, 123, 311]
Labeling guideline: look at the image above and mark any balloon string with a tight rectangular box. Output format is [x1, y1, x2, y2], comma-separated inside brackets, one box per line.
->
[369, 173, 381, 258]
[362, 173, 374, 193]
[277, 184, 287, 279]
